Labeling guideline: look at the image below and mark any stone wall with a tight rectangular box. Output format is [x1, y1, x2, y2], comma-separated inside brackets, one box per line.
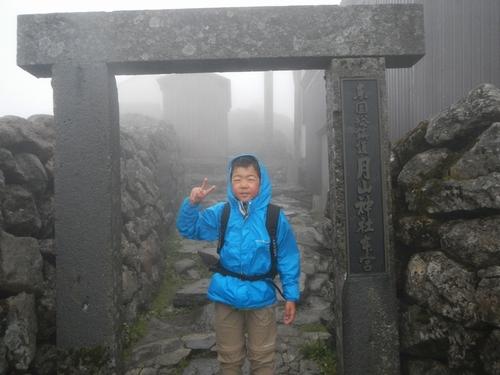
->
[391, 83, 500, 374]
[2, 84, 500, 374]
[0, 113, 183, 374]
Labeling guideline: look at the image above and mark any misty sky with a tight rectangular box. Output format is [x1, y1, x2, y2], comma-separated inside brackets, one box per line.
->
[0, 0, 341, 119]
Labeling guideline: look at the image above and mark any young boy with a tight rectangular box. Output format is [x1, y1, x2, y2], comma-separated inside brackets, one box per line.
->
[176, 154, 300, 375]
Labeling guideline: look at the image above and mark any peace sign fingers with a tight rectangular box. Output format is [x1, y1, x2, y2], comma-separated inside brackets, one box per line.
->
[189, 178, 216, 205]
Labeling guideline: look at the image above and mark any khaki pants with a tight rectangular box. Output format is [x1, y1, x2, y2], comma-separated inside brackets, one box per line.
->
[214, 302, 277, 375]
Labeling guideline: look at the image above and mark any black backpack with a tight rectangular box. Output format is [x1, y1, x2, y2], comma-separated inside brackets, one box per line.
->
[209, 202, 285, 298]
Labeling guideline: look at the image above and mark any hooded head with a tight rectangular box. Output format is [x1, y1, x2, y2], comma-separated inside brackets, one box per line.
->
[227, 154, 271, 209]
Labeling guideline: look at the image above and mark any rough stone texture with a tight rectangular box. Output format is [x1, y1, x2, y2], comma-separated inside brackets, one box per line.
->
[393, 83, 500, 374]
[400, 303, 489, 371]
[399, 305, 449, 361]
[392, 121, 432, 169]
[404, 359, 452, 375]
[172, 258, 198, 275]
[397, 148, 456, 211]
[0, 231, 43, 295]
[450, 122, 500, 180]
[481, 329, 500, 375]
[1, 184, 42, 237]
[439, 216, 500, 270]
[197, 247, 219, 266]
[182, 333, 217, 350]
[182, 359, 220, 375]
[398, 148, 454, 189]
[36, 258, 56, 343]
[17, 5, 424, 78]
[405, 251, 479, 326]
[126, 337, 189, 368]
[0, 114, 183, 374]
[425, 84, 500, 149]
[395, 216, 441, 251]
[1, 292, 37, 372]
[0, 116, 53, 163]
[476, 277, 500, 328]
[173, 279, 212, 308]
[119, 113, 184, 325]
[423, 173, 500, 215]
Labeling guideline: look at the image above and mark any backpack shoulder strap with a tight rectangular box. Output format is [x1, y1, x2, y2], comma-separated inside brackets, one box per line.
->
[217, 202, 231, 254]
[266, 203, 281, 278]
[265, 203, 280, 236]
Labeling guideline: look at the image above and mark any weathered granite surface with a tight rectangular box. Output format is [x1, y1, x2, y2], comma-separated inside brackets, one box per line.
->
[0, 113, 183, 374]
[393, 84, 500, 374]
[17, 4, 424, 77]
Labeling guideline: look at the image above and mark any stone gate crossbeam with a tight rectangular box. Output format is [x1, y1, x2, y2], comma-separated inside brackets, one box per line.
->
[17, 5, 423, 77]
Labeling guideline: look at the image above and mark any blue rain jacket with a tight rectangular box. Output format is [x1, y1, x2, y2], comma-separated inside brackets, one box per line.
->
[176, 154, 300, 310]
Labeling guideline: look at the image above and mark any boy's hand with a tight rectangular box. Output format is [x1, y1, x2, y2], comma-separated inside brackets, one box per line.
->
[283, 301, 296, 325]
[189, 178, 216, 205]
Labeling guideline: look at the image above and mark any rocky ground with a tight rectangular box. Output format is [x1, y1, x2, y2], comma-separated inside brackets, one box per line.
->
[124, 187, 336, 375]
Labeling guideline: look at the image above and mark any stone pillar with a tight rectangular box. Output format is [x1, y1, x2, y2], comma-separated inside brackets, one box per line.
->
[325, 58, 399, 375]
[53, 63, 123, 374]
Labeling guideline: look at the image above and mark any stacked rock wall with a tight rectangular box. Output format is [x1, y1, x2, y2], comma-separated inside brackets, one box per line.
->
[392, 84, 500, 374]
[0, 113, 183, 373]
[119, 114, 184, 326]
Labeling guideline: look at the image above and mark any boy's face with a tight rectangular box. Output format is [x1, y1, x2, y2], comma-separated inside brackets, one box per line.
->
[231, 165, 260, 202]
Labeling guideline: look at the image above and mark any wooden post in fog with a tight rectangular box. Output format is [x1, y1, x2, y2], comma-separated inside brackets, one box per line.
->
[264, 71, 273, 142]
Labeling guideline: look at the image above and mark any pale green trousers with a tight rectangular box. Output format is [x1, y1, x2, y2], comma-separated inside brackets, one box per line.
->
[214, 302, 277, 375]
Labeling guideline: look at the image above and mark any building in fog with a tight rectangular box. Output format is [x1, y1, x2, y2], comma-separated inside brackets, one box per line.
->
[296, 0, 500, 210]
[117, 75, 163, 119]
[157, 73, 231, 160]
[341, 0, 500, 140]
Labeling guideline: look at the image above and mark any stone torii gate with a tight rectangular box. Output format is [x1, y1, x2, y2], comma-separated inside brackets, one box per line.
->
[17, 5, 424, 374]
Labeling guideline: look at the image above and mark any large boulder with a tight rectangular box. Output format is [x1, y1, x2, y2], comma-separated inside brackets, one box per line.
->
[11, 153, 48, 196]
[397, 148, 454, 189]
[449, 122, 500, 179]
[0, 116, 53, 164]
[405, 251, 479, 326]
[0, 184, 42, 237]
[416, 173, 500, 216]
[399, 304, 449, 360]
[425, 83, 500, 149]
[0, 231, 43, 295]
[439, 216, 500, 270]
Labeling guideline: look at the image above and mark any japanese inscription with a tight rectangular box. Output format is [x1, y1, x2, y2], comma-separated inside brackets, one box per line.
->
[342, 79, 387, 276]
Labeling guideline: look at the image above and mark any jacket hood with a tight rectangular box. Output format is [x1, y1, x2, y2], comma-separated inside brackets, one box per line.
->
[227, 154, 271, 210]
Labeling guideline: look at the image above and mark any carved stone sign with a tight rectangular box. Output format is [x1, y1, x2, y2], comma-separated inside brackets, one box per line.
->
[342, 78, 388, 276]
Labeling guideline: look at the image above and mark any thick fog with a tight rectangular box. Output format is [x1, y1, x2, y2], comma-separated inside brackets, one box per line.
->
[117, 71, 297, 160]
[0, 0, 341, 118]
[117, 71, 294, 120]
